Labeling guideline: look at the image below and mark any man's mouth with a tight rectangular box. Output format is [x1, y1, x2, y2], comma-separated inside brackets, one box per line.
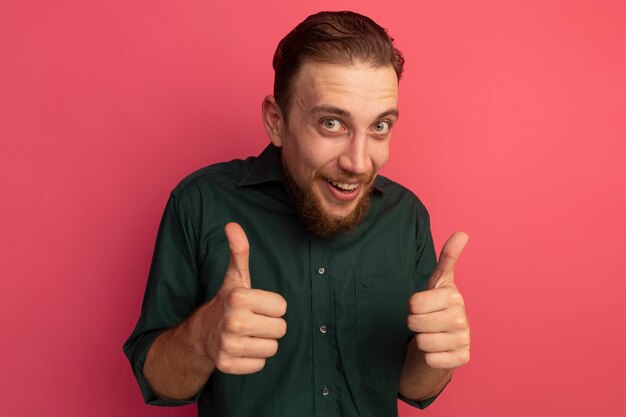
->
[325, 178, 360, 193]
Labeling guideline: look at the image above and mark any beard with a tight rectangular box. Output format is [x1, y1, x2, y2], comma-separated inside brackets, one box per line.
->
[282, 165, 375, 239]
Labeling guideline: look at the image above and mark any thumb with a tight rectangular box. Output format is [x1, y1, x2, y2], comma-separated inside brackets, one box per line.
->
[223, 222, 251, 289]
[428, 231, 469, 289]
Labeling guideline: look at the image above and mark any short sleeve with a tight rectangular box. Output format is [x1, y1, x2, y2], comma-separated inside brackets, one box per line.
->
[123, 191, 205, 405]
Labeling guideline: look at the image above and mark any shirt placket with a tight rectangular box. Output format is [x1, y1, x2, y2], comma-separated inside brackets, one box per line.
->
[310, 236, 340, 417]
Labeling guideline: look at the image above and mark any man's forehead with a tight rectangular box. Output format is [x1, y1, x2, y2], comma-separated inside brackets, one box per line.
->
[296, 61, 397, 87]
[291, 61, 398, 112]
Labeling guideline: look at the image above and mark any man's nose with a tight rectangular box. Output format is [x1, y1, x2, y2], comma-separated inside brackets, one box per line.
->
[337, 132, 371, 175]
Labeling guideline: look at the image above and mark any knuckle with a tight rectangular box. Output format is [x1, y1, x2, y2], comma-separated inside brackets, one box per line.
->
[453, 316, 468, 330]
[448, 291, 465, 307]
[215, 333, 227, 350]
[424, 353, 441, 368]
[459, 332, 471, 347]
[415, 333, 428, 351]
[267, 340, 279, 357]
[277, 319, 287, 338]
[455, 349, 470, 366]
[219, 334, 238, 354]
[224, 316, 245, 334]
[278, 296, 288, 316]
[253, 359, 267, 372]
[226, 288, 248, 308]
[215, 356, 233, 373]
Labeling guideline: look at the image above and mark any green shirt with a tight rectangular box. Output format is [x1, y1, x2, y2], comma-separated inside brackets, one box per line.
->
[124, 144, 440, 417]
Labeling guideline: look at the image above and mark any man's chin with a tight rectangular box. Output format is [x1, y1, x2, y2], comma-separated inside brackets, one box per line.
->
[305, 203, 369, 238]
[318, 201, 360, 222]
[282, 165, 374, 238]
[294, 184, 371, 239]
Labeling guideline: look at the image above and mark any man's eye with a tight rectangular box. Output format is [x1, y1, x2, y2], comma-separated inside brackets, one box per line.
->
[372, 121, 390, 134]
[321, 118, 343, 132]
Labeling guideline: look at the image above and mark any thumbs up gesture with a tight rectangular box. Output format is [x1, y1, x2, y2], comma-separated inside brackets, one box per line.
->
[193, 222, 287, 375]
[407, 232, 471, 369]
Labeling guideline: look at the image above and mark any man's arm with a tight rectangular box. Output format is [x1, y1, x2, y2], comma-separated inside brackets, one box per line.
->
[143, 223, 287, 400]
[399, 342, 455, 400]
[399, 232, 470, 402]
[143, 309, 215, 400]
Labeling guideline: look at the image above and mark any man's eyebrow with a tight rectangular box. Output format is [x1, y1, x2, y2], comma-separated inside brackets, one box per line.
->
[310, 106, 352, 118]
[377, 109, 399, 120]
[310, 106, 399, 120]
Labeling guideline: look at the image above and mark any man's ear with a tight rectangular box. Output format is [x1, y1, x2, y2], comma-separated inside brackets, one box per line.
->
[262, 95, 284, 147]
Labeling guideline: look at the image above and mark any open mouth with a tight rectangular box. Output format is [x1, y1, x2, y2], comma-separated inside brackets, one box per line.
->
[325, 178, 359, 193]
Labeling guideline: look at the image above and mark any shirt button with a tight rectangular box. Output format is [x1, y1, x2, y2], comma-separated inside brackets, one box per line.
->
[321, 386, 330, 396]
[319, 325, 327, 334]
[318, 267, 326, 275]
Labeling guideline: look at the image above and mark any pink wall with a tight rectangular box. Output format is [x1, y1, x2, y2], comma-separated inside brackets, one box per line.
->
[1, 1, 625, 416]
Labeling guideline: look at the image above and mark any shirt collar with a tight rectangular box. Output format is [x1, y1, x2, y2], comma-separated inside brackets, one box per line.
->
[239, 143, 386, 194]
[238, 144, 284, 187]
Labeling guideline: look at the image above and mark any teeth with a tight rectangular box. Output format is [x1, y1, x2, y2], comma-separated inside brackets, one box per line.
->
[326, 179, 359, 191]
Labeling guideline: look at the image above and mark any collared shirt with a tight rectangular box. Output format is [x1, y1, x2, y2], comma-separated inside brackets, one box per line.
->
[124, 144, 439, 417]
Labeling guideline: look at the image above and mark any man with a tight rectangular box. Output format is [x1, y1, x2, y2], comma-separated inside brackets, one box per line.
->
[124, 11, 470, 417]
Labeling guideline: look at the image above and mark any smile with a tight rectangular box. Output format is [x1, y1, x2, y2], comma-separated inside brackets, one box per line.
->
[325, 178, 360, 192]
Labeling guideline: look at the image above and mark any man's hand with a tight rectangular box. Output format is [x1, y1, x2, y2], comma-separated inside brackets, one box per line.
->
[407, 232, 470, 369]
[143, 222, 287, 398]
[191, 222, 288, 374]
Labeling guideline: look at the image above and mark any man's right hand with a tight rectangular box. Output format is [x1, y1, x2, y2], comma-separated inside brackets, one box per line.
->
[190, 222, 287, 375]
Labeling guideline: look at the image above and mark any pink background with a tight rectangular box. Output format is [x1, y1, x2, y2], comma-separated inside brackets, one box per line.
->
[1, 1, 625, 416]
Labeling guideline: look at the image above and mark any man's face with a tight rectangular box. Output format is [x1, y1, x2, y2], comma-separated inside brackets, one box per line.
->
[270, 62, 399, 236]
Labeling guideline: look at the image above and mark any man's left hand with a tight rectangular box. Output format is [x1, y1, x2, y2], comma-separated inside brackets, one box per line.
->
[407, 232, 470, 369]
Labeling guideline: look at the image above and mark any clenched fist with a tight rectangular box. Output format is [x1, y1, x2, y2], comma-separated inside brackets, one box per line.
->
[191, 222, 287, 374]
[408, 232, 470, 369]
